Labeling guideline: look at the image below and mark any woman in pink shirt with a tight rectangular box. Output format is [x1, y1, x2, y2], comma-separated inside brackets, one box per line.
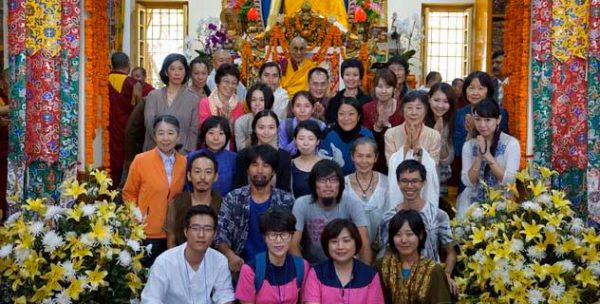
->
[302, 219, 385, 304]
[198, 63, 244, 128]
[235, 208, 310, 304]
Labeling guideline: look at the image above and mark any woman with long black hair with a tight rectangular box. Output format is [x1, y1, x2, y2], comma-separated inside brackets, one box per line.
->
[457, 98, 520, 218]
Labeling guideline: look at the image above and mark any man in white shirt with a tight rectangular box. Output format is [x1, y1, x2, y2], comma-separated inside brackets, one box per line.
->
[142, 205, 235, 304]
[259, 62, 289, 122]
[207, 49, 246, 99]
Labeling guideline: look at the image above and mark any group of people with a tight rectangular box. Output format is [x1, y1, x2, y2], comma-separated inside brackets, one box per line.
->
[107, 42, 520, 303]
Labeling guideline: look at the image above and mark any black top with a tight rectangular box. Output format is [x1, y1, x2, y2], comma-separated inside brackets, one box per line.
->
[325, 88, 372, 124]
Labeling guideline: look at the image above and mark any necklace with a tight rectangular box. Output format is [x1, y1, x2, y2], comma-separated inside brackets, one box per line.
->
[355, 172, 374, 202]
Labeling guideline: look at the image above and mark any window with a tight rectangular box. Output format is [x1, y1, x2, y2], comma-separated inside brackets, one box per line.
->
[422, 5, 473, 83]
[133, 2, 188, 88]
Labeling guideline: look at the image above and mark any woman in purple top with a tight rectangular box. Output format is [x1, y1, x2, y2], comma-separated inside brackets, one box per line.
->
[302, 219, 384, 304]
[279, 91, 326, 156]
[236, 207, 310, 304]
[192, 116, 236, 196]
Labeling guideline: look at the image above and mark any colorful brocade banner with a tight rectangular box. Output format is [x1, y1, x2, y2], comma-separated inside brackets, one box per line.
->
[530, 0, 599, 226]
[6, 0, 81, 213]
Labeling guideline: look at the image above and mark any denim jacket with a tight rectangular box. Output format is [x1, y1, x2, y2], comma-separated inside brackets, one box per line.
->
[215, 185, 295, 254]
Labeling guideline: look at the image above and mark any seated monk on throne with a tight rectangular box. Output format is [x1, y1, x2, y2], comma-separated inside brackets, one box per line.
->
[280, 36, 316, 97]
[262, 0, 349, 31]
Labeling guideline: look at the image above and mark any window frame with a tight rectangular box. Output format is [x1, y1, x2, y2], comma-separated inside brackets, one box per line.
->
[421, 4, 474, 84]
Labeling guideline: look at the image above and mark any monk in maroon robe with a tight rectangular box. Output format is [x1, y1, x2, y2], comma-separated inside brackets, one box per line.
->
[108, 53, 153, 187]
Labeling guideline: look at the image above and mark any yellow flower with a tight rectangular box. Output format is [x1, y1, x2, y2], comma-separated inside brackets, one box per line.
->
[42, 263, 65, 282]
[97, 201, 116, 221]
[86, 267, 108, 289]
[544, 212, 564, 227]
[506, 183, 519, 197]
[561, 237, 578, 252]
[544, 230, 558, 246]
[89, 220, 111, 243]
[126, 272, 142, 292]
[539, 166, 557, 179]
[471, 227, 486, 245]
[521, 220, 543, 242]
[515, 169, 530, 183]
[582, 230, 600, 245]
[64, 180, 88, 199]
[575, 268, 598, 287]
[67, 204, 83, 222]
[21, 251, 45, 279]
[13, 296, 26, 304]
[31, 285, 52, 303]
[528, 180, 546, 196]
[23, 198, 47, 215]
[551, 190, 570, 209]
[91, 169, 112, 187]
[66, 277, 86, 300]
[583, 247, 598, 263]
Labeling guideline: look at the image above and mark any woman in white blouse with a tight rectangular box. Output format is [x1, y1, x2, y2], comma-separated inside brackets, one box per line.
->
[457, 98, 520, 218]
[343, 137, 388, 257]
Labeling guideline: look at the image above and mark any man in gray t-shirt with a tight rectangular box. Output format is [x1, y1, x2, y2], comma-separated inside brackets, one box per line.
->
[291, 160, 371, 265]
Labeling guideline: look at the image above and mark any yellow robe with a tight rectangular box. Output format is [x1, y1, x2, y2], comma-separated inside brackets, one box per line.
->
[280, 59, 316, 98]
[284, 0, 349, 30]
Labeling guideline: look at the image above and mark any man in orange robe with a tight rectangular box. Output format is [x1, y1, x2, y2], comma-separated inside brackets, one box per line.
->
[108, 52, 153, 187]
[280, 36, 316, 97]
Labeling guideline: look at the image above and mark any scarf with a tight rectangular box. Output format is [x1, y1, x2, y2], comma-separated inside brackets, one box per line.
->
[379, 252, 437, 303]
[333, 121, 363, 143]
[208, 90, 237, 120]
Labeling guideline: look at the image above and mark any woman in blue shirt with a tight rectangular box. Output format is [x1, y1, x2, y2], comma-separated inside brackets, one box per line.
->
[191, 115, 236, 196]
[320, 97, 374, 175]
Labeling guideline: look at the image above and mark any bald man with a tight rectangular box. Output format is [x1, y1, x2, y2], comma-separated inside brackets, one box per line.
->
[280, 36, 317, 97]
[206, 49, 247, 101]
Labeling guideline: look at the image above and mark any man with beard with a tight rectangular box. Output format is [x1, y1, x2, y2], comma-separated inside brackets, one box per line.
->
[215, 144, 295, 273]
[164, 151, 222, 248]
[291, 159, 372, 265]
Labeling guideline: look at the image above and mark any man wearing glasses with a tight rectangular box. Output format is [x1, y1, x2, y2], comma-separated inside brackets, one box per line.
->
[215, 144, 295, 274]
[380, 160, 458, 295]
[291, 159, 372, 265]
[142, 205, 235, 304]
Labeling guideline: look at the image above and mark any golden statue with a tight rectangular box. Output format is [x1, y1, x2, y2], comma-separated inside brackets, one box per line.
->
[264, 0, 348, 31]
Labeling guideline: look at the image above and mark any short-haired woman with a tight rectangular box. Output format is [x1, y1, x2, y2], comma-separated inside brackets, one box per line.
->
[196, 116, 236, 196]
[302, 219, 385, 304]
[198, 63, 245, 127]
[344, 137, 389, 257]
[143, 53, 199, 154]
[320, 97, 374, 175]
[235, 208, 309, 303]
[378, 209, 452, 303]
[124, 115, 187, 266]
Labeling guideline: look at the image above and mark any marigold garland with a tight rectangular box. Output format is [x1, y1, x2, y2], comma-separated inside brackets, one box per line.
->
[503, 0, 530, 168]
[359, 42, 370, 89]
[84, 0, 110, 167]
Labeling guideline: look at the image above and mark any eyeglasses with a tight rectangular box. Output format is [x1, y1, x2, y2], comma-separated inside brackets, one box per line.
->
[220, 79, 238, 87]
[265, 232, 292, 241]
[399, 178, 424, 185]
[187, 225, 215, 234]
[316, 176, 340, 184]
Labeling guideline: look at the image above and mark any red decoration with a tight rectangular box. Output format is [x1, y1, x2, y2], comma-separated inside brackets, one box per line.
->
[355, 6, 367, 22]
[247, 7, 260, 21]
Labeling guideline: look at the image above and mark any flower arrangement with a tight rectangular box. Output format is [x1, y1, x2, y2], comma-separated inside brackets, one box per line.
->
[389, 12, 423, 62]
[452, 166, 600, 303]
[191, 17, 235, 62]
[0, 169, 148, 303]
[355, 0, 383, 24]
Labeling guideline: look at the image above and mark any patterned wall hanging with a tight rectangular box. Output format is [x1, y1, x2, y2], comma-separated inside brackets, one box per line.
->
[6, 0, 81, 214]
[530, 0, 599, 226]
